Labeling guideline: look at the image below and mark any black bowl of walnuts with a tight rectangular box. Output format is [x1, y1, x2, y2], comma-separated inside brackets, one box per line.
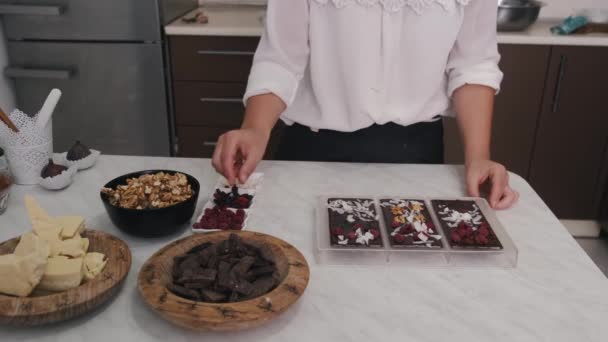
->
[100, 170, 200, 237]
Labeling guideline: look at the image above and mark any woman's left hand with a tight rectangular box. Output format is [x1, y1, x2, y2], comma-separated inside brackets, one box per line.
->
[465, 159, 519, 210]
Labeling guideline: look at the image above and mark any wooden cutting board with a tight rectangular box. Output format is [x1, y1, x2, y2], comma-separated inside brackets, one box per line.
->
[0, 229, 132, 326]
[138, 231, 310, 331]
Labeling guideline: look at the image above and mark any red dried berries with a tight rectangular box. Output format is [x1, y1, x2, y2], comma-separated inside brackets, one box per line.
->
[449, 221, 493, 247]
[193, 206, 246, 231]
[331, 227, 345, 236]
[450, 231, 462, 243]
[346, 231, 357, 241]
[369, 229, 380, 239]
[393, 234, 406, 243]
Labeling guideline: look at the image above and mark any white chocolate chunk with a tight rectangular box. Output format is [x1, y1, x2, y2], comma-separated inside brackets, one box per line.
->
[24, 196, 52, 223]
[38, 256, 83, 292]
[14, 232, 51, 258]
[82, 252, 107, 281]
[54, 216, 85, 239]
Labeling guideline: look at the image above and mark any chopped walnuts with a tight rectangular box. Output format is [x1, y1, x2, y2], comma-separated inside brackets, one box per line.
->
[101, 172, 193, 210]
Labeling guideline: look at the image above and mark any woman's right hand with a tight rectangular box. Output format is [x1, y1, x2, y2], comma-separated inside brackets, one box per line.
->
[211, 127, 270, 185]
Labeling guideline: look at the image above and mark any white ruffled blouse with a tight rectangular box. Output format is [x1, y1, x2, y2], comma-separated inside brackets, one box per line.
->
[244, 0, 503, 132]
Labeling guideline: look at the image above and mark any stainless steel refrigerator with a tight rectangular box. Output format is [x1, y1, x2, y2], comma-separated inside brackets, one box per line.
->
[0, 0, 197, 156]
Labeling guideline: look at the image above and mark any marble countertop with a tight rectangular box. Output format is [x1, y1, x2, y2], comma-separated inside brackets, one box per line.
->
[1, 155, 607, 341]
[165, 6, 608, 47]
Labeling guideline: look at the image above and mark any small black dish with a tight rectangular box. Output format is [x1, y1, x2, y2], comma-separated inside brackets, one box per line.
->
[100, 170, 200, 238]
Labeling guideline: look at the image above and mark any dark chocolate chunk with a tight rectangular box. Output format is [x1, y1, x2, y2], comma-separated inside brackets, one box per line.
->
[179, 255, 200, 272]
[187, 242, 213, 254]
[231, 256, 256, 278]
[228, 291, 240, 303]
[184, 282, 211, 290]
[217, 261, 235, 289]
[201, 289, 227, 303]
[167, 283, 201, 300]
[247, 276, 277, 299]
[168, 234, 279, 303]
[257, 244, 275, 263]
[233, 278, 253, 296]
[246, 265, 275, 279]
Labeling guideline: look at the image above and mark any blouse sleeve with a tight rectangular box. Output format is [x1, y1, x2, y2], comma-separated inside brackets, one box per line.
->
[446, 0, 504, 97]
[243, 0, 310, 107]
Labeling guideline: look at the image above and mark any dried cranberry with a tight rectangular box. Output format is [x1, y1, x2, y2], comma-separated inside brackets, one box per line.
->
[393, 234, 406, 244]
[450, 231, 462, 243]
[332, 227, 345, 236]
[391, 221, 401, 229]
[402, 224, 414, 234]
[369, 229, 380, 239]
[462, 227, 474, 237]
[475, 235, 489, 245]
[478, 226, 490, 237]
[346, 231, 357, 241]
[353, 223, 363, 230]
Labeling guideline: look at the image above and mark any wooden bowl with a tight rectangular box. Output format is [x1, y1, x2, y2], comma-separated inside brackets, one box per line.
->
[0, 230, 132, 326]
[138, 231, 310, 331]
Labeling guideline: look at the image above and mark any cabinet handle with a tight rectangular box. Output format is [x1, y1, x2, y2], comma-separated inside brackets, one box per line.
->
[4, 67, 73, 80]
[200, 97, 243, 104]
[197, 50, 255, 56]
[0, 4, 65, 16]
[203, 141, 218, 147]
[552, 55, 568, 113]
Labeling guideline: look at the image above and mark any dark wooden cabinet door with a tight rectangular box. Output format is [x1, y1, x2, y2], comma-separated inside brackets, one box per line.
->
[444, 45, 550, 179]
[529, 46, 608, 219]
[177, 123, 285, 160]
[170, 36, 259, 82]
[173, 82, 246, 127]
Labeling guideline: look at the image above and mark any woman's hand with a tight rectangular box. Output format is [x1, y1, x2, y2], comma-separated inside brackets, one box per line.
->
[465, 159, 519, 210]
[212, 127, 270, 185]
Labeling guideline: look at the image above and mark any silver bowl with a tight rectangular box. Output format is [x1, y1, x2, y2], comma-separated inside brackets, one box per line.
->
[497, 0, 545, 32]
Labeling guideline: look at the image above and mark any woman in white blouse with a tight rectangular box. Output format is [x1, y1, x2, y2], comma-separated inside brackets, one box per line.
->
[212, 0, 519, 209]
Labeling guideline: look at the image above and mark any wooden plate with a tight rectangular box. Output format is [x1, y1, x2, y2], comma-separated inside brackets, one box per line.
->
[138, 231, 310, 331]
[0, 229, 132, 326]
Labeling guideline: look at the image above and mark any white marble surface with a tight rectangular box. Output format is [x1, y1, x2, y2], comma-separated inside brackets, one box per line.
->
[165, 6, 608, 47]
[1, 155, 607, 341]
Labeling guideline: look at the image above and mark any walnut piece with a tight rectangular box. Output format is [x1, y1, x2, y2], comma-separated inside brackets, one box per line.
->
[101, 172, 193, 209]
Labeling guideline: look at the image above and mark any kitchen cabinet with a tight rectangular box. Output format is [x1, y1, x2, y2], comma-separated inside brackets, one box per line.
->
[528, 46, 608, 219]
[445, 44, 608, 219]
[169, 35, 284, 159]
[443, 45, 551, 179]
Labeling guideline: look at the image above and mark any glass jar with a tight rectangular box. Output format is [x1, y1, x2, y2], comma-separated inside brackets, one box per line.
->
[0, 148, 11, 215]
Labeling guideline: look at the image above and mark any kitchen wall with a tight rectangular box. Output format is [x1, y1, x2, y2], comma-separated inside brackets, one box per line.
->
[0, 19, 15, 112]
[542, 0, 608, 19]
[201, 0, 608, 19]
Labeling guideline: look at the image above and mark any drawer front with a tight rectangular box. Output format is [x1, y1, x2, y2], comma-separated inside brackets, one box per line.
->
[170, 36, 259, 82]
[174, 82, 245, 127]
[177, 125, 285, 160]
[177, 126, 226, 158]
[0, 0, 161, 41]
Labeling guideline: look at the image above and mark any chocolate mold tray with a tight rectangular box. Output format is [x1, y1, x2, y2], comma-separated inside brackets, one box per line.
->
[315, 195, 518, 268]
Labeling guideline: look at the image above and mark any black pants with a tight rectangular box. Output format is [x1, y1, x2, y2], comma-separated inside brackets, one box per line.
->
[276, 120, 444, 164]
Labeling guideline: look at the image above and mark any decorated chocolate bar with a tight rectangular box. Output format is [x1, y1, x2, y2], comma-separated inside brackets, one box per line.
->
[327, 198, 383, 247]
[431, 200, 503, 250]
[380, 199, 443, 248]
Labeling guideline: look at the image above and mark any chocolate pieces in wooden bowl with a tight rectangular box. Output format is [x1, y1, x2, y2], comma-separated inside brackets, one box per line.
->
[138, 231, 310, 331]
